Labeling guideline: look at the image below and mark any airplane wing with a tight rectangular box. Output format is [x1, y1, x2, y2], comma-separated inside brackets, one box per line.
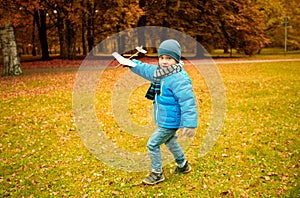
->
[112, 52, 137, 67]
[135, 46, 147, 54]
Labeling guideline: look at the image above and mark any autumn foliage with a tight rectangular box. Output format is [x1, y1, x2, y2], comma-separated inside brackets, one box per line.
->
[0, 0, 299, 61]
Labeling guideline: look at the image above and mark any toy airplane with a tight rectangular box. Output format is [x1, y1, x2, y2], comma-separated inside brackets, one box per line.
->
[112, 46, 147, 68]
[112, 52, 137, 67]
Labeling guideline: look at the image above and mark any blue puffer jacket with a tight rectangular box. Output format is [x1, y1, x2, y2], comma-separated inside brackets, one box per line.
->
[130, 59, 198, 129]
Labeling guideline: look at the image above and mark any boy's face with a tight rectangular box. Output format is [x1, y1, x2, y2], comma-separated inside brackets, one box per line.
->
[159, 55, 177, 68]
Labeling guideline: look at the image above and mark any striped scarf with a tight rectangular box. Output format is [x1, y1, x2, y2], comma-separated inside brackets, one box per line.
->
[145, 61, 184, 100]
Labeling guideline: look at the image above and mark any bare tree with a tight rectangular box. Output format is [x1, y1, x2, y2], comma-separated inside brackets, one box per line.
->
[0, 23, 23, 76]
[0, 0, 22, 76]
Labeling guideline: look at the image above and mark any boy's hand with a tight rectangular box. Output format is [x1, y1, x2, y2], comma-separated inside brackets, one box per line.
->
[182, 128, 196, 137]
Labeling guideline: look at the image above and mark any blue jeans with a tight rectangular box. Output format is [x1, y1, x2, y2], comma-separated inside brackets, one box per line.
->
[147, 127, 186, 173]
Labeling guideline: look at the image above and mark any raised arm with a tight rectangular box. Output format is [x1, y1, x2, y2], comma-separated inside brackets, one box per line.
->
[130, 59, 157, 82]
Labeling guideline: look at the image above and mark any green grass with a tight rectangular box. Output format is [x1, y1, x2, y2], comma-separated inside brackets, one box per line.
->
[212, 48, 300, 59]
[1, 61, 299, 197]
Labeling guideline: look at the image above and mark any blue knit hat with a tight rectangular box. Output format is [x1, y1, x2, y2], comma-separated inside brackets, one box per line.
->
[158, 39, 181, 63]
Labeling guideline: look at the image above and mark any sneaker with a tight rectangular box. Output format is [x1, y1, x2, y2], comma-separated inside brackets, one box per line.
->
[174, 161, 192, 174]
[142, 172, 165, 185]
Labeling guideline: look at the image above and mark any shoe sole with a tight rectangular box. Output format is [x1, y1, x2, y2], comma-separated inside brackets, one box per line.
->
[183, 165, 192, 174]
[142, 177, 165, 185]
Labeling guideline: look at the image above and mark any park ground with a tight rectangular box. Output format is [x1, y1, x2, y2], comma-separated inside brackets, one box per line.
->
[0, 53, 300, 197]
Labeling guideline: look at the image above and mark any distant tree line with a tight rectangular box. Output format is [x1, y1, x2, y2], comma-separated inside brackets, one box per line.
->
[1, 0, 300, 60]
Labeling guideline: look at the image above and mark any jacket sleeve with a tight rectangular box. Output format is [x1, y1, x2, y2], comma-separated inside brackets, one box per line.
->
[129, 59, 156, 82]
[170, 75, 198, 128]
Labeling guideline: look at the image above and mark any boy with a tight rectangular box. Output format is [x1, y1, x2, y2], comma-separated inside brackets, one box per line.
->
[129, 39, 198, 185]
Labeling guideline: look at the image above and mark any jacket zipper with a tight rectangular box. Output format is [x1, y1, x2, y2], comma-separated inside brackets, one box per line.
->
[160, 81, 164, 96]
[155, 94, 158, 121]
[155, 80, 164, 121]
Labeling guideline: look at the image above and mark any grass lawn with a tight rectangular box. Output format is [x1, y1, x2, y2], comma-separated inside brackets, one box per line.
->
[211, 48, 300, 59]
[0, 60, 299, 197]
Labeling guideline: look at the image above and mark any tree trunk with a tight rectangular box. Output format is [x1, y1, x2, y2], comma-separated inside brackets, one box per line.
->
[56, 12, 68, 59]
[36, 9, 50, 60]
[87, 1, 95, 54]
[57, 14, 77, 59]
[81, 0, 87, 55]
[0, 24, 22, 76]
[195, 35, 205, 57]
[66, 19, 77, 59]
[87, 17, 94, 52]
[137, 14, 146, 57]
[31, 15, 37, 56]
[81, 15, 87, 55]
[34, 9, 50, 59]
